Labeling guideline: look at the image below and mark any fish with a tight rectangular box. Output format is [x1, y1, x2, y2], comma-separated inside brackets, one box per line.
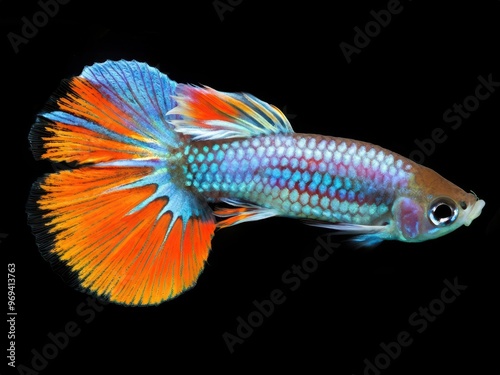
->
[27, 60, 485, 306]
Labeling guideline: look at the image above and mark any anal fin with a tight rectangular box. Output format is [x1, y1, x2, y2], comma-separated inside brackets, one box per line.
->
[214, 199, 279, 229]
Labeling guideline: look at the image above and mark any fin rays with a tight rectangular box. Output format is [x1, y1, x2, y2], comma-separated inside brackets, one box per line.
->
[29, 166, 216, 305]
[168, 84, 294, 141]
[215, 199, 279, 229]
[27, 60, 216, 306]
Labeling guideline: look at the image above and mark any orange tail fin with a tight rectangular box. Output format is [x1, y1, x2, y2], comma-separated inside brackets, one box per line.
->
[27, 60, 215, 306]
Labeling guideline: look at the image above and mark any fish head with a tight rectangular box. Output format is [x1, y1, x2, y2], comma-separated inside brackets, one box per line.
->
[390, 166, 485, 243]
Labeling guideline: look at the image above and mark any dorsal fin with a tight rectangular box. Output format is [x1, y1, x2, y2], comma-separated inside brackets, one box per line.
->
[168, 84, 294, 140]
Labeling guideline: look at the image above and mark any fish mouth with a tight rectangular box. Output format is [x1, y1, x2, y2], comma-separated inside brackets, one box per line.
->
[463, 199, 486, 226]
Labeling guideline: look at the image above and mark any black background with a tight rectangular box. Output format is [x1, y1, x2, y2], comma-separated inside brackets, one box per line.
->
[2, 0, 499, 374]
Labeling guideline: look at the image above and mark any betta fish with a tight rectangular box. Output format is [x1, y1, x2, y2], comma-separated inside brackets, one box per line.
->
[27, 60, 485, 306]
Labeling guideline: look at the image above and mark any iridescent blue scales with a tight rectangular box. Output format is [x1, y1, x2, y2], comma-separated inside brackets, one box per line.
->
[28, 60, 485, 305]
[183, 135, 413, 227]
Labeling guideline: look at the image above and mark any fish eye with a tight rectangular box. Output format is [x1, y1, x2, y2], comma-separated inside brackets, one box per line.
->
[428, 198, 458, 226]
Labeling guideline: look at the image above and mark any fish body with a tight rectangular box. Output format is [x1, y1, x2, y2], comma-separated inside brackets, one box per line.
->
[185, 135, 406, 226]
[27, 60, 485, 305]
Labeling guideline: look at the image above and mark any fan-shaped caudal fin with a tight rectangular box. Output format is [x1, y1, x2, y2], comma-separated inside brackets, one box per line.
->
[27, 60, 216, 305]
